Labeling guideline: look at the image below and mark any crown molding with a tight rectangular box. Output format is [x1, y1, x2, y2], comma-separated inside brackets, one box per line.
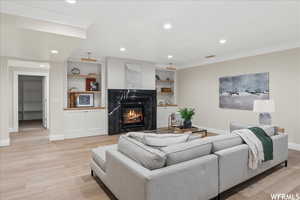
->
[178, 43, 300, 70]
[0, 2, 89, 29]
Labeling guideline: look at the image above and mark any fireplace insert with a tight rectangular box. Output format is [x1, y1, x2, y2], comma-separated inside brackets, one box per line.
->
[121, 102, 144, 128]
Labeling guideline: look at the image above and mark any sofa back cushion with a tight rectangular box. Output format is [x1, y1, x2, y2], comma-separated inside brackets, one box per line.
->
[230, 122, 252, 133]
[230, 122, 276, 136]
[201, 134, 244, 152]
[160, 139, 212, 166]
[118, 135, 166, 170]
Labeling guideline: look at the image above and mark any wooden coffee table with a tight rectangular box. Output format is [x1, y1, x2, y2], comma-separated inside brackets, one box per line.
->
[147, 126, 208, 138]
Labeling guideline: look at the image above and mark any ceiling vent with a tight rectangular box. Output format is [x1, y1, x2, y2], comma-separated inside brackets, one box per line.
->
[205, 55, 216, 59]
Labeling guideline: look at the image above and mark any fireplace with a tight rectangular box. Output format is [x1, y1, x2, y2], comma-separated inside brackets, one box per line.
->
[121, 103, 144, 128]
[108, 89, 156, 135]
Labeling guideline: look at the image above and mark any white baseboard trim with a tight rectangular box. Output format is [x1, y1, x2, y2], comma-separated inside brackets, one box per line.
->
[288, 143, 300, 151]
[49, 134, 65, 141]
[64, 131, 107, 139]
[9, 128, 18, 133]
[0, 139, 10, 147]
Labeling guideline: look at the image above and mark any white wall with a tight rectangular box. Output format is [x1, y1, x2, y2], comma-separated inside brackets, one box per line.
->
[177, 48, 300, 144]
[48, 61, 66, 140]
[0, 57, 9, 146]
[106, 57, 156, 90]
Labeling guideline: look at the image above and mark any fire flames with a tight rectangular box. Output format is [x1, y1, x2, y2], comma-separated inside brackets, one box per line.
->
[127, 109, 141, 120]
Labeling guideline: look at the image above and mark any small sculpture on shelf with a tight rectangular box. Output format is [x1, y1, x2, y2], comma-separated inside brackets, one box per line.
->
[71, 67, 80, 75]
[155, 75, 160, 80]
[86, 78, 99, 91]
[158, 99, 165, 106]
[91, 82, 99, 91]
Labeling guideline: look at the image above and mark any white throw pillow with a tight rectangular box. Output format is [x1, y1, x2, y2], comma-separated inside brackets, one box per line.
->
[143, 134, 191, 147]
[126, 132, 191, 147]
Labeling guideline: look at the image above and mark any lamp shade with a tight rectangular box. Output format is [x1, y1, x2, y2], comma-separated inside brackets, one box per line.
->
[253, 100, 275, 113]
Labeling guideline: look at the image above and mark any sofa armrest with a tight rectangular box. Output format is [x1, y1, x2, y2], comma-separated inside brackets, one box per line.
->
[106, 149, 219, 200]
[271, 134, 288, 163]
[105, 149, 151, 200]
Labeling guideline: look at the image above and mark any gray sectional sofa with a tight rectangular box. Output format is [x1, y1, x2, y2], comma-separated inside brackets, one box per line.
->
[90, 127, 288, 200]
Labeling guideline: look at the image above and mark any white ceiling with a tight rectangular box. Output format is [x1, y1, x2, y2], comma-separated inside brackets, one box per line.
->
[1, 0, 300, 67]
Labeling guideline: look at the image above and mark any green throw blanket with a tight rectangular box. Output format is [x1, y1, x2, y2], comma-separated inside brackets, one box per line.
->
[248, 127, 273, 162]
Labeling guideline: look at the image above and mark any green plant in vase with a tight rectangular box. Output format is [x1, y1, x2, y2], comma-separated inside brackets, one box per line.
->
[178, 108, 195, 129]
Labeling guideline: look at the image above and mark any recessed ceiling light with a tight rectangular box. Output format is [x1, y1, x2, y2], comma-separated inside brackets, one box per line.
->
[163, 23, 172, 30]
[65, 0, 77, 4]
[167, 55, 173, 59]
[51, 50, 59, 54]
[219, 39, 227, 44]
[120, 47, 126, 52]
[40, 64, 45, 68]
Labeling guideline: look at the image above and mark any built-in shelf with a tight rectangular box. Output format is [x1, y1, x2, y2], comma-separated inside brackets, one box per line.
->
[68, 91, 101, 94]
[156, 80, 174, 83]
[64, 106, 105, 111]
[67, 74, 99, 79]
[158, 91, 174, 94]
[157, 104, 178, 107]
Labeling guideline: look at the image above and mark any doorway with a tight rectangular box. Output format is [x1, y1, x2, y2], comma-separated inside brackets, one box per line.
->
[13, 72, 49, 133]
[18, 75, 45, 131]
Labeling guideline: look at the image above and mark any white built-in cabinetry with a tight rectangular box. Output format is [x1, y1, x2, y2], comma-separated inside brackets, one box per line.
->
[59, 58, 178, 139]
[156, 68, 178, 128]
[156, 69, 176, 106]
[62, 60, 107, 139]
[157, 106, 178, 128]
[63, 109, 107, 139]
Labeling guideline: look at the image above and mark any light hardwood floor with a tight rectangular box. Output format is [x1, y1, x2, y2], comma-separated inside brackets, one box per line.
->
[0, 128, 299, 200]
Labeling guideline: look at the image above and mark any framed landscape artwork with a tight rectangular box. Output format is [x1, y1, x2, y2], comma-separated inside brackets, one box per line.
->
[219, 72, 269, 110]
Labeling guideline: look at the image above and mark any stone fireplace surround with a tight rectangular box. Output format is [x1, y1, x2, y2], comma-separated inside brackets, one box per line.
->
[108, 89, 157, 135]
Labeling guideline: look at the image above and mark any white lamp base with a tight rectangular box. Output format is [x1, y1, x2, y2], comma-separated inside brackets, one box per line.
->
[259, 113, 272, 125]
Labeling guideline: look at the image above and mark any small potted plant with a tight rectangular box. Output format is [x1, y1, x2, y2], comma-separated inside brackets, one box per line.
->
[178, 108, 195, 129]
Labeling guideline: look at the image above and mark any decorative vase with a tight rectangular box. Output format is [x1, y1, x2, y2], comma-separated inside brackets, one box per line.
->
[183, 119, 192, 129]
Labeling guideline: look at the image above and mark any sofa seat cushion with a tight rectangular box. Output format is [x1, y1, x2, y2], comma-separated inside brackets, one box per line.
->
[160, 139, 212, 166]
[91, 144, 118, 172]
[118, 135, 166, 170]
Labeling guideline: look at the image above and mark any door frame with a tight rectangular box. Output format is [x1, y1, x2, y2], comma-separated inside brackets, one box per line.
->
[13, 71, 50, 132]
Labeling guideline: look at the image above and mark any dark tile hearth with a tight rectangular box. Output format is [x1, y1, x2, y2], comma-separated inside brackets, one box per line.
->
[108, 89, 157, 135]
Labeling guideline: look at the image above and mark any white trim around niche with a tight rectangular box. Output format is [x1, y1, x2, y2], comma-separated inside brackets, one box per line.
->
[12, 71, 50, 133]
